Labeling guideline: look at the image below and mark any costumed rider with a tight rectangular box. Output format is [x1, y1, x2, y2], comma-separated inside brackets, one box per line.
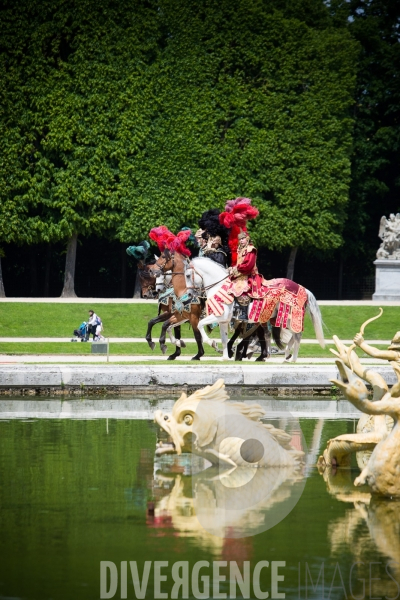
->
[126, 240, 157, 298]
[195, 209, 230, 267]
[219, 198, 259, 321]
[148, 226, 193, 311]
[126, 240, 151, 263]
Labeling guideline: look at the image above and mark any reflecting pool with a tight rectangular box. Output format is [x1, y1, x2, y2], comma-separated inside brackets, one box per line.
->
[0, 397, 399, 600]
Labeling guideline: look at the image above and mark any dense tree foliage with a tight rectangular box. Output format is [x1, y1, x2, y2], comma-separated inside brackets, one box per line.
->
[0, 0, 398, 296]
[118, 0, 358, 257]
[345, 0, 400, 264]
[0, 0, 159, 294]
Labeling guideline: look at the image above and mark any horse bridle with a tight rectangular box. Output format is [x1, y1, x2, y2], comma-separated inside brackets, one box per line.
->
[152, 252, 230, 296]
[150, 252, 186, 278]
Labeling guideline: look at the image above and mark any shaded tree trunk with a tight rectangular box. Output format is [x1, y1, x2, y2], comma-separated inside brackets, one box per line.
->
[121, 244, 127, 298]
[0, 257, 5, 297]
[43, 244, 51, 297]
[338, 256, 343, 300]
[30, 249, 38, 296]
[286, 246, 298, 280]
[61, 233, 78, 297]
[133, 269, 141, 298]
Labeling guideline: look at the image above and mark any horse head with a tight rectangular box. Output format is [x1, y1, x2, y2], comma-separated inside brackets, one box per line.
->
[146, 249, 175, 277]
[185, 262, 204, 299]
[137, 261, 157, 298]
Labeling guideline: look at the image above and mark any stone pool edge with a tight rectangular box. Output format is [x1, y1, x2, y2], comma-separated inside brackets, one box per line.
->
[0, 364, 397, 397]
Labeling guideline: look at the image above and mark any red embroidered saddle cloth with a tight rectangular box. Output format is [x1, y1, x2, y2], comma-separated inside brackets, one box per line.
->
[207, 277, 308, 333]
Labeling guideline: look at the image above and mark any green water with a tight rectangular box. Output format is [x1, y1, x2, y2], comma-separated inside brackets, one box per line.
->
[0, 407, 399, 600]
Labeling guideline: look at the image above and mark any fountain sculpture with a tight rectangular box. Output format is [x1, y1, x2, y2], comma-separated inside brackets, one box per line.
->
[318, 311, 400, 498]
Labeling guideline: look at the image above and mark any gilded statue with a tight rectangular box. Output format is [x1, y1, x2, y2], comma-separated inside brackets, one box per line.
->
[154, 379, 304, 469]
[318, 310, 395, 469]
[318, 310, 400, 497]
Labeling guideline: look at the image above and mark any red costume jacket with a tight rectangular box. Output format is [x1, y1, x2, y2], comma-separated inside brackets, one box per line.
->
[227, 244, 266, 298]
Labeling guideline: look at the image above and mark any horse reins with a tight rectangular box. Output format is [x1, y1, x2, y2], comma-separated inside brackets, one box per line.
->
[189, 263, 229, 292]
[153, 252, 229, 296]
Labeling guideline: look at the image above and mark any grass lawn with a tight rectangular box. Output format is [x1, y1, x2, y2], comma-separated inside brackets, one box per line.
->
[0, 342, 218, 356]
[0, 302, 398, 340]
[0, 341, 387, 359]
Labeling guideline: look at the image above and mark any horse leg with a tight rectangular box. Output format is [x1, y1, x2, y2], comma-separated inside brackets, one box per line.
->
[235, 339, 248, 361]
[167, 321, 187, 349]
[264, 325, 272, 357]
[244, 336, 256, 360]
[287, 333, 302, 363]
[227, 322, 242, 358]
[198, 314, 221, 351]
[285, 335, 295, 361]
[167, 325, 183, 361]
[246, 325, 270, 359]
[198, 304, 233, 352]
[255, 325, 269, 361]
[190, 312, 205, 361]
[219, 321, 230, 360]
[160, 317, 175, 355]
[145, 310, 171, 350]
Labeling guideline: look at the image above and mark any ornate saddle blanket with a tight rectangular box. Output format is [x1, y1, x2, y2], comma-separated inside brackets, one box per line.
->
[159, 288, 201, 314]
[158, 288, 174, 307]
[207, 278, 308, 333]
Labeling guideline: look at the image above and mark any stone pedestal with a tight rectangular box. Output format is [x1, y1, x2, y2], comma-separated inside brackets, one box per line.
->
[373, 260, 400, 300]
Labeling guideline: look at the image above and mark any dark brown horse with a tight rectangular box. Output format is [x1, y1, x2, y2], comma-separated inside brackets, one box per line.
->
[145, 250, 206, 360]
[138, 263, 185, 361]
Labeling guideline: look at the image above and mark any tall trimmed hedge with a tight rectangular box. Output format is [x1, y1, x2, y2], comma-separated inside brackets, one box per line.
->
[0, 0, 360, 292]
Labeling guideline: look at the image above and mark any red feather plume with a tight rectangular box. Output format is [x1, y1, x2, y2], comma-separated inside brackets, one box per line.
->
[149, 226, 191, 257]
[149, 226, 171, 252]
[219, 197, 259, 265]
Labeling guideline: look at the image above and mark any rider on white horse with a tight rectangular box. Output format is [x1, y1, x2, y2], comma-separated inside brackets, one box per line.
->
[186, 256, 325, 362]
[226, 230, 260, 321]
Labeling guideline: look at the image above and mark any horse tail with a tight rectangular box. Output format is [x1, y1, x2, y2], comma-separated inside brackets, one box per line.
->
[272, 326, 285, 350]
[306, 290, 325, 348]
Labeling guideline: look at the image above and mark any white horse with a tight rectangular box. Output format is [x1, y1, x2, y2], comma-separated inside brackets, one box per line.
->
[155, 271, 172, 294]
[185, 257, 325, 361]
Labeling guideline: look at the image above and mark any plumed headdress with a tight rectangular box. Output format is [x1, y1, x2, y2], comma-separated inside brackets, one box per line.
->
[149, 226, 173, 252]
[199, 209, 229, 242]
[219, 197, 259, 229]
[219, 197, 259, 265]
[149, 226, 192, 257]
[126, 240, 151, 262]
[180, 226, 197, 245]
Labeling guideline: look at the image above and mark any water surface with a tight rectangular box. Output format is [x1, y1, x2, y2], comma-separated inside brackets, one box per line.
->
[0, 398, 398, 600]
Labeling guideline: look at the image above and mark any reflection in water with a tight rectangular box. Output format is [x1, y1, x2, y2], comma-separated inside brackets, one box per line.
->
[152, 464, 304, 546]
[1, 402, 400, 600]
[322, 467, 400, 599]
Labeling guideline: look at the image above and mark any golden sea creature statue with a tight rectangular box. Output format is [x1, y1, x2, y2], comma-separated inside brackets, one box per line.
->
[154, 378, 304, 468]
